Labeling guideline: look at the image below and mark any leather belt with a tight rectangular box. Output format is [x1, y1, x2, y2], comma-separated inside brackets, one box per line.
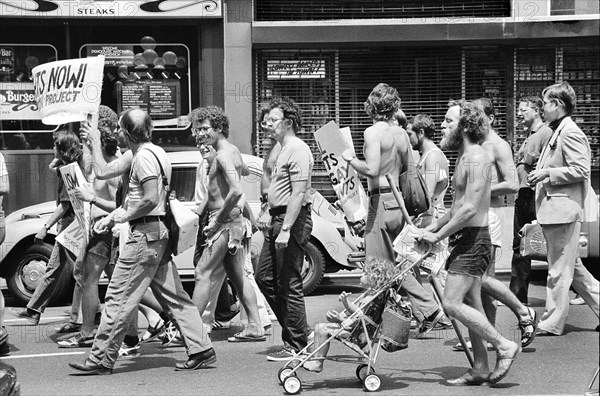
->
[367, 187, 393, 196]
[269, 204, 310, 217]
[130, 215, 166, 225]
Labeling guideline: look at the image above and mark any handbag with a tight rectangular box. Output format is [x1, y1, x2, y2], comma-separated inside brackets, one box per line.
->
[380, 289, 412, 352]
[398, 132, 430, 217]
[144, 149, 199, 256]
[519, 221, 547, 260]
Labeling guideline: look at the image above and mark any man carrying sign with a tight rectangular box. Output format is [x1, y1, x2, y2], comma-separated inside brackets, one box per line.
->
[342, 83, 446, 337]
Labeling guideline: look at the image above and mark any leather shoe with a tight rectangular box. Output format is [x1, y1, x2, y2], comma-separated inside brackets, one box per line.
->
[10, 308, 40, 326]
[175, 348, 216, 370]
[69, 359, 112, 375]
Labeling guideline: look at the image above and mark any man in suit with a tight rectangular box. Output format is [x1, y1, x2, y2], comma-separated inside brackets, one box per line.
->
[528, 82, 599, 336]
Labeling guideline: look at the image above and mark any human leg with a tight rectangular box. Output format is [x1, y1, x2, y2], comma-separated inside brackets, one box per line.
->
[538, 222, 581, 335]
[191, 232, 228, 325]
[302, 323, 331, 372]
[275, 210, 311, 352]
[571, 258, 599, 319]
[80, 235, 112, 338]
[509, 190, 535, 303]
[240, 251, 272, 328]
[223, 244, 263, 336]
[151, 257, 213, 356]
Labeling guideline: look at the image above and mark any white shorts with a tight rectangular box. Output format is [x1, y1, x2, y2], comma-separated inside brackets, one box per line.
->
[488, 207, 503, 248]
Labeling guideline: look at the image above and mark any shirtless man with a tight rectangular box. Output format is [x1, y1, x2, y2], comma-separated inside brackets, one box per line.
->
[475, 98, 538, 350]
[190, 106, 264, 342]
[419, 101, 520, 385]
[343, 83, 447, 338]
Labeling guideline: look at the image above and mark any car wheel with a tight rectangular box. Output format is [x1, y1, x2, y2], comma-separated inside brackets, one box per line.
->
[7, 243, 73, 305]
[301, 240, 325, 295]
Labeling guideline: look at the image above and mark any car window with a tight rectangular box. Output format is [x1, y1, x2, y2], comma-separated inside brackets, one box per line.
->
[171, 167, 196, 202]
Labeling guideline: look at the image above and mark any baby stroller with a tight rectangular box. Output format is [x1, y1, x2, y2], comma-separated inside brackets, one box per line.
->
[277, 251, 430, 394]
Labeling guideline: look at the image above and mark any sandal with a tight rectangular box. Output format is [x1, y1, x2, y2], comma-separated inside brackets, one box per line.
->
[519, 307, 538, 348]
[57, 334, 94, 348]
[141, 320, 165, 343]
[490, 343, 521, 384]
[55, 322, 82, 334]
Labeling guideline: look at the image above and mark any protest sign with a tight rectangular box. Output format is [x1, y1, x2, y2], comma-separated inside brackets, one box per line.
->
[393, 225, 449, 276]
[32, 56, 105, 125]
[314, 121, 368, 223]
[60, 162, 91, 246]
[55, 220, 85, 258]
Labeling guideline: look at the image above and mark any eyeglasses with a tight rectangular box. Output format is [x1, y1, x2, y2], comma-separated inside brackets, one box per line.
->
[260, 117, 284, 128]
[191, 125, 211, 135]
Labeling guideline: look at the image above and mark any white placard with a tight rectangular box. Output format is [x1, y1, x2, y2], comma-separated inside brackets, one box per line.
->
[314, 121, 367, 223]
[32, 56, 105, 125]
[393, 225, 449, 276]
[55, 220, 85, 257]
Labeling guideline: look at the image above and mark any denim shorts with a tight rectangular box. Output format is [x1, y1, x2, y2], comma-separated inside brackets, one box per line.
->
[445, 226, 492, 278]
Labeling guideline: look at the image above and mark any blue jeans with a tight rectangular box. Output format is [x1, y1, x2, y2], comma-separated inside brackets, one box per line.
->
[256, 206, 312, 352]
[88, 220, 212, 369]
[28, 216, 76, 314]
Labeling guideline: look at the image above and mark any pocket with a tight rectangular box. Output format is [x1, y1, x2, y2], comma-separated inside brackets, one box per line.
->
[382, 198, 400, 211]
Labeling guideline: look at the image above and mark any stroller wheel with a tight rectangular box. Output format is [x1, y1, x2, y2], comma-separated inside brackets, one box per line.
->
[356, 364, 375, 382]
[363, 374, 381, 392]
[283, 375, 302, 394]
[278, 366, 297, 384]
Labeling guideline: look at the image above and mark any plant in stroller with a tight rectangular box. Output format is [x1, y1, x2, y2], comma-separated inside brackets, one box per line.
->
[278, 256, 420, 394]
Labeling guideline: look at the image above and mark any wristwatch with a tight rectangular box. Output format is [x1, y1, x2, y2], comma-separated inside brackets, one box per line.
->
[281, 224, 291, 232]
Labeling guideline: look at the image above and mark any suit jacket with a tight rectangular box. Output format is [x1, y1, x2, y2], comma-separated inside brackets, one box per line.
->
[535, 116, 591, 225]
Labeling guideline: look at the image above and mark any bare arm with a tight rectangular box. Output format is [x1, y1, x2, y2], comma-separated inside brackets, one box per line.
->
[80, 122, 132, 180]
[423, 151, 448, 203]
[347, 128, 380, 178]
[105, 178, 160, 227]
[491, 141, 518, 197]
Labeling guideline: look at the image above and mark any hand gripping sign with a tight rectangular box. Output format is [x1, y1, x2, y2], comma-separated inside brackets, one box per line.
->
[314, 121, 368, 223]
[32, 56, 105, 125]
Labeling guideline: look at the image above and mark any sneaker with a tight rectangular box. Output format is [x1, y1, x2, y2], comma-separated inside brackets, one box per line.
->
[119, 343, 140, 357]
[416, 310, 444, 338]
[570, 296, 585, 305]
[211, 320, 231, 331]
[267, 347, 296, 362]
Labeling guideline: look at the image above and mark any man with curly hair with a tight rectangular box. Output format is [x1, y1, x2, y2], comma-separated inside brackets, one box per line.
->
[343, 83, 447, 338]
[188, 105, 265, 344]
[255, 97, 313, 361]
[419, 101, 520, 385]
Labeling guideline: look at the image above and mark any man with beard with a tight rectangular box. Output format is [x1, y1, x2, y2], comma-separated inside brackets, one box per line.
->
[189, 106, 265, 343]
[406, 114, 449, 225]
[419, 101, 520, 385]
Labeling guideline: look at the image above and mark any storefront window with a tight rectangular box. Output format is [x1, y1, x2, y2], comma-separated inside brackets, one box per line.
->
[80, 38, 194, 148]
[0, 44, 58, 150]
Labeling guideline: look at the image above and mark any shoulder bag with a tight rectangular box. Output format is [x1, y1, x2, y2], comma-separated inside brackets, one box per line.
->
[398, 132, 430, 217]
[144, 149, 199, 256]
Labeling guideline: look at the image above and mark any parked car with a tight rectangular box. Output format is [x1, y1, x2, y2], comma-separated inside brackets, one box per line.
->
[0, 151, 361, 305]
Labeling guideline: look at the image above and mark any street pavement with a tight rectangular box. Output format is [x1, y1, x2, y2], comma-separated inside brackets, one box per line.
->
[1, 275, 598, 396]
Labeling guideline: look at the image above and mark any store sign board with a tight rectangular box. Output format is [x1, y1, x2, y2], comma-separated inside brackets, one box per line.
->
[119, 79, 181, 120]
[0, 47, 15, 74]
[86, 45, 134, 67]
[0, 0, 222, 18]
[32, 56, 105, 125]
[0, 82, 40, 120]
[267, 60, 326, 80]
